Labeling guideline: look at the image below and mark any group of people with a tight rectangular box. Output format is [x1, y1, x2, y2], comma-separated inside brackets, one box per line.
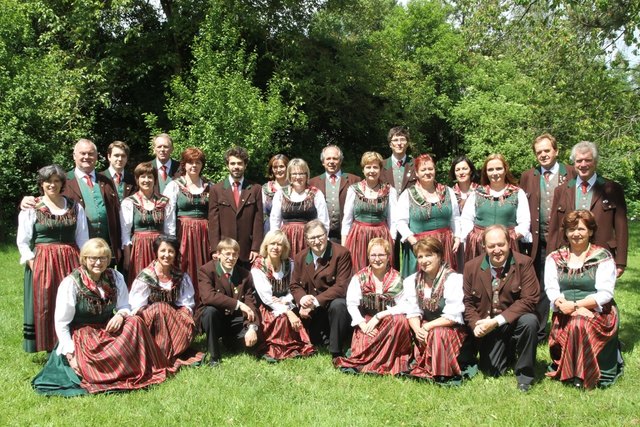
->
[18, 128, 626, 395]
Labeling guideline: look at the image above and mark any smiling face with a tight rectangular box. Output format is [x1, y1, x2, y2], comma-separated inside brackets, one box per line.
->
[137, 172, 155, 194]
[272, 160, 287, 181]
[108, 147, 128, 172]
[485, 159, 506, 186]
[573, 149, 596, 181]
[534, 138, 558, 170]
[73, 141, 98, 174]
[416, 160, 436, 186]
[368, 244, 389, 271]
[218, 248, 239, 270]
[185, 160, 203, 178]
[363, 162, 381, 183]
[484, 228, 510, 267]
[154, 136, 173, 163]
[416, 249, 441, 278]
[389, 135, 409, 157]
[267, 240, 284, 261]
[305, 226, 328, 256]
[41, 175, 63, 198]
[290, 167, 308, 191]
[84, 254, 109, 278]
[156, 241, 176, 269]
[565, 218, 593, 249]
[322, 147, 342, 175]
[227, 155, 246, 180]
[454, 160, 471, 184]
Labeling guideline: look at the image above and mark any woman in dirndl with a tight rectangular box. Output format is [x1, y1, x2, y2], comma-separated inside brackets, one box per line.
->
[262, 154, 289, 234]
[251, 230, 315, 361]
[33, 238, 175, 396]
[269, 158, 329, 257]
[449, 155, 479, 273]
[163, 147, 210, 302]
[341, 152, 396, 272]
[397, 154, 460, 278]
[404, 237, 476, 384]
[17, 164, 89, 353]
[460, 153, 530, 262]
[334, 238, 412, 375]
[120, 162, 172, 287]
[545, 210, 623, 389]
[130, 235, 204, 366]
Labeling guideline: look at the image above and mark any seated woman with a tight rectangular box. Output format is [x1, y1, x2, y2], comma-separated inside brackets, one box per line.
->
[251, 230, 315, 361]
[404, 237, 476, 384]
[334, 238, 411, 375]
[129, 235, 204, 366]
[545, 210, 623, 389]
[33, 238, 175, 396]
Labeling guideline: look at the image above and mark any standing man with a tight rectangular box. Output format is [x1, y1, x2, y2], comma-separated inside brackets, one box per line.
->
[548, 141, 628, 278]
[101, 140, 135, 201]
[209, 146, 264, 268]
[308, 145, 359, 242]
[152, 133, 179, 194]
[463, 225, 539, 392]
[289, 220, 352, 358]
[519, 133, 575, 342]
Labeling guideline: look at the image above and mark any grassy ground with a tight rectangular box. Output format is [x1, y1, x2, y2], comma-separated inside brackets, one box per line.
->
[1, 226, 639, 426]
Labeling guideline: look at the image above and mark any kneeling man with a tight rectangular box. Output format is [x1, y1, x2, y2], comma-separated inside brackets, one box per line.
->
[463, 225, 540, 391]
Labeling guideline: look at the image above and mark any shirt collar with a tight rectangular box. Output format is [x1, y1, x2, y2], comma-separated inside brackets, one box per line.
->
[579, 173, 598, 189]
[108, 166, 122, 177]
[540, 162, 559, 175]
[156, 158, 172, 170]
[74, 168, 95, 181]
[228, 176, 245, 187]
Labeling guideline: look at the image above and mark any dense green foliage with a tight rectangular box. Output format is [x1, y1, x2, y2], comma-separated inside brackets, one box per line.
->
[2, 0, 639, 239]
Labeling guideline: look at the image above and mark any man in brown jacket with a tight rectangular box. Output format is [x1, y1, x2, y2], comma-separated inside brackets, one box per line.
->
[463, 225, 540, 392]
[208, 146, 264, 268]
[289, 220, 352, 358]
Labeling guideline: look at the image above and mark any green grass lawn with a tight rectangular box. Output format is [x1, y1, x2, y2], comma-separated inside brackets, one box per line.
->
[1, 227, 639, 426]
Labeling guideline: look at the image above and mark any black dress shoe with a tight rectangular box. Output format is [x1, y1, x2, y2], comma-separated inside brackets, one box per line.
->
[517, 383, 531, 392]
[573, 378, 584, 389]
[209, 358, 222, 368]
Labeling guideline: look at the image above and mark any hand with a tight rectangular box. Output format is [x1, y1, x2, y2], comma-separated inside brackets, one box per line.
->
[571, 307, 595, 319]
[27, 259, 34, 271]
[271, 296, 285, 305]
[211, 252, 219, 260]
[66, 353, 81, 376]
[407, 236, 418, 246]
[249, 251, 259, 263]
[105, 312, 125, 333]
[359, 316, 380, 337]
[299, 295, 316, 309]
[515, 233, 523, 241]
[20, 196, 37, 210]
[412, 325, 427, 343]
[452, 237, 460, 253]
[616, 267, 625, 278]
[239, 303, 256, 322]
[556, 298, 576, 316]
[244, 328, 258, 347]
[299, 307, 312, 319]
[287, 311, 302, 331]
[473, 317, 498, 338]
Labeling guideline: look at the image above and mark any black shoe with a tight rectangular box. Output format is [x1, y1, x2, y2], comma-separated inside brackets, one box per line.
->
[209, 358, 222, 368]
[573, 378, 584, 389]
[517, 383, 531, 392]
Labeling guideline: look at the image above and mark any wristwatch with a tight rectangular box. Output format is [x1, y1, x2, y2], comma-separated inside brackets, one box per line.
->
[248, 324, 259, 332]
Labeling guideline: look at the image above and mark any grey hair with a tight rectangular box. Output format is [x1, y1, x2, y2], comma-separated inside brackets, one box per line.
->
[74, 138, 97, 153]
[37, 164, 67, 195]
[570, 141, 598, 163]
[304, 219, 327, 237]
[320, 145, 344, 162]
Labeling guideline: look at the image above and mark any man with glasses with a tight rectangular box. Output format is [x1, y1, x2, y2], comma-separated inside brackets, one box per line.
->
[290, 220, 352, 358]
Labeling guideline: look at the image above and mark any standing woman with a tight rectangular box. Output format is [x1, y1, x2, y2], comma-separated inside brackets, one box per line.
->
[397, 154, 460, 278]
[334, 238, 412, 375]
[460, 153, 531, 261]
[251, 230, 315, 361]
[269, 158, 329, 257]
[449, 155, 479, 212]
[130, 235, 204, 366]
[120, 162, 173, 287]
[404, 237, 476, 384]
[17, 165, 89, 353]
[545, 210, 622, 389]
[164, 147, 210, 302]
[342, 152, 397, 272]
[33, 238, 175, 396]
[262, 154, 289, 233]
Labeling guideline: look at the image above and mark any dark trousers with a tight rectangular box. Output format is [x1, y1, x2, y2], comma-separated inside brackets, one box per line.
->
[476, 313, 538, 385]
[534, 240, 550, 343]
[200, 306, 250, 361]
[303, 298, 351, 355]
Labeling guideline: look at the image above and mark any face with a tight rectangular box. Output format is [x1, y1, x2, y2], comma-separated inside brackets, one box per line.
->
[218, 248, 239, 270]
[156, 242, 176, 268]
[290, 168, 308, 189]
[573, 150, 596, 180]
[227, 155, 246, 180]
[84, 254, 109, 276]
[485, 159, 505, 185]
[108, 147, 128, 171]
[266, 240, 284, 260]
[389, 135, 408, 157]
[154, 137, 173, 163]
[368, 244, 389, 270]
[484, 229, 510, 267]
[534, 138, 558, 169]
[416, 161, 436, 185]
[454, 161, 471, 184]
[322, 147, 342, 175]
[272, 160, 287, 180]
[137, 172, 155, 192]
[73, 142, 97, 173]
[41, 175, 63, 197]
[565, 219, 593, 248]
[363, 162, 381, 181]
[306, 227, 328, 256]
[185, 159, 203, 177]
[416, 250, 441, 277]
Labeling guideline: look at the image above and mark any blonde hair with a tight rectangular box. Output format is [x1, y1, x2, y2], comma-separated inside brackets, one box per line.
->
[79, 238, 112, 267]
[259, 230, 291, 259]
[368, 237, 391, 256]
[216, 238, 240, 253]
[360, 151, 384, 169]
[286, 158, 310, 182]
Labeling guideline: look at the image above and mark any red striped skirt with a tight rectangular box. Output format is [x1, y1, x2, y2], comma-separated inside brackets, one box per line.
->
[409, 324, 468, 379]
[73, 316, 176, 394]
[31, 243, 80, 352]
[334, 314, 412, 375]
[259, 305, 315, 360]
[138, 302, 204, 366]
[546, 305, 618, 389]
[345, 221, 394, 272]
[464, 225, 519, 262]
[128, 231, 161, 287]
[178, 217, 209, 303]
[414, 228, 457, 271]
[281, 221, 307, 258]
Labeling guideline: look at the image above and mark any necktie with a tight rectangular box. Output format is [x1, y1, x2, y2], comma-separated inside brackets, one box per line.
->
[83, 175, 94, 189]
[233, 181, 241, 207]
[543, 170, 551, 183]
[580, 181, 589, 194]
[114, 172, 121, 185]
[397, 160, 403, 167]
[330, 174, 337, 185]
[160, 165, 167, 180]
[494, 266, 504, 279]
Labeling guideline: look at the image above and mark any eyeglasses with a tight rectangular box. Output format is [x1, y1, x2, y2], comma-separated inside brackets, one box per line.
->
[219, 252, 239, 259]
[87, 256, 109, 263]
[369, 253, 388, 259]
[290, 172, 307, 177]
[306, 234, 326, 242]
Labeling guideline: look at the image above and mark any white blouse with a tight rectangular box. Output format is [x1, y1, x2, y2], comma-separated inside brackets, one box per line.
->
[129, 272, 196, 314]
[119, 196, 174, 247]
[396, 186, 461, 242]
[403, 271, 465, 325]
[341, 185, 398, 237]
[251, 262, 295, 317]
[55, 269, 130, 355]
[16, 200, 89, 264]
[345, 274, 409, 327]
[269, 187, 330, 232]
